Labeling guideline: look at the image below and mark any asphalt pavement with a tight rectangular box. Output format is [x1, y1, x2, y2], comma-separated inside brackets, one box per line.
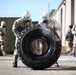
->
[0, 54, 76, 75]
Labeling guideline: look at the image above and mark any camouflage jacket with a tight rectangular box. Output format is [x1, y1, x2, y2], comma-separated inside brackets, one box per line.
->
[66, 29, 74, 41]
[12, 18, 32, 37]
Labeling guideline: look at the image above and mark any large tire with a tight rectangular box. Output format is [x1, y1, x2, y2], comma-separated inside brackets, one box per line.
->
[17, 24, 61, 69]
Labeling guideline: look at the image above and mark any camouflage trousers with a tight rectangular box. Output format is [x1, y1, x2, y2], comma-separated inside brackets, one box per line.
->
[0, 40, 7, 56]
[13, 37, 18, 62]
[68, 41, 73, 52]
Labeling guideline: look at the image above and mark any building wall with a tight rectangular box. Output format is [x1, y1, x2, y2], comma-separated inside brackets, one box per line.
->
[51, 0, 66, 53]
[74, 0, 76, 24]
[51, 0, 75, 53]
[65, 0, 71, 33]
[65, 0, 72, 52]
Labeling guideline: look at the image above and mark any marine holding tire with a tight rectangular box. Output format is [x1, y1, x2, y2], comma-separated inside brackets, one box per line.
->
[12, 11, 61, 69]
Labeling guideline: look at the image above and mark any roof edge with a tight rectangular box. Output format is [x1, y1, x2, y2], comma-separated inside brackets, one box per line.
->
[51, 0, 65, 18]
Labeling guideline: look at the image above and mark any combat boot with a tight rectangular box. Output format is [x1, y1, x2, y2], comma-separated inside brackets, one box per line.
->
[55, 62, 59, 67]
[13, 55, 18, 67]
[13, 61, 17, 67]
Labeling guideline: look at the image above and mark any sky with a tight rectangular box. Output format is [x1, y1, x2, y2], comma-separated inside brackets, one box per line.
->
[0, 0, 62, 21]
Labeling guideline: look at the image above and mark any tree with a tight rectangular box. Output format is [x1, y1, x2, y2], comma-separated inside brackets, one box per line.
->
[49, 9, 55, 17]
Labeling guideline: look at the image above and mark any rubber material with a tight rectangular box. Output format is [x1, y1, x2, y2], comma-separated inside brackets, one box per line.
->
[17, 24, 61, 69]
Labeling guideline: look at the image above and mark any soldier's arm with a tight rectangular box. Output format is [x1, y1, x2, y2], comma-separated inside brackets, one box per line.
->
[28, 19, 32, 26]
[53, 20, 61, 31]
[25, 19, 32, 28]
[73, 25, 76, 31]
[72, 25, 76, 35]
[0, 28, 5, 36]
[12, 21, 20, 37]
[30, 19, 32, 25]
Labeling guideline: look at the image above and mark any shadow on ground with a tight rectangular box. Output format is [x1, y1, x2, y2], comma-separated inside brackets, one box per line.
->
[45, 66, 76, 70]
[16, 65, 76, 71]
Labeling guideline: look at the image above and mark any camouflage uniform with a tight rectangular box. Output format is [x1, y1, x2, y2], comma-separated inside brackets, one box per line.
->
[12, 11, 32, 67]
[39, 19, 61, 53]
[73, 25, 76, 54]
[39, 12, 61, 67]
[41, 19, 60, 67]
[66, 25, 74, 54]
[0, 21, 7, 56]
[40, 19, 61, 32]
